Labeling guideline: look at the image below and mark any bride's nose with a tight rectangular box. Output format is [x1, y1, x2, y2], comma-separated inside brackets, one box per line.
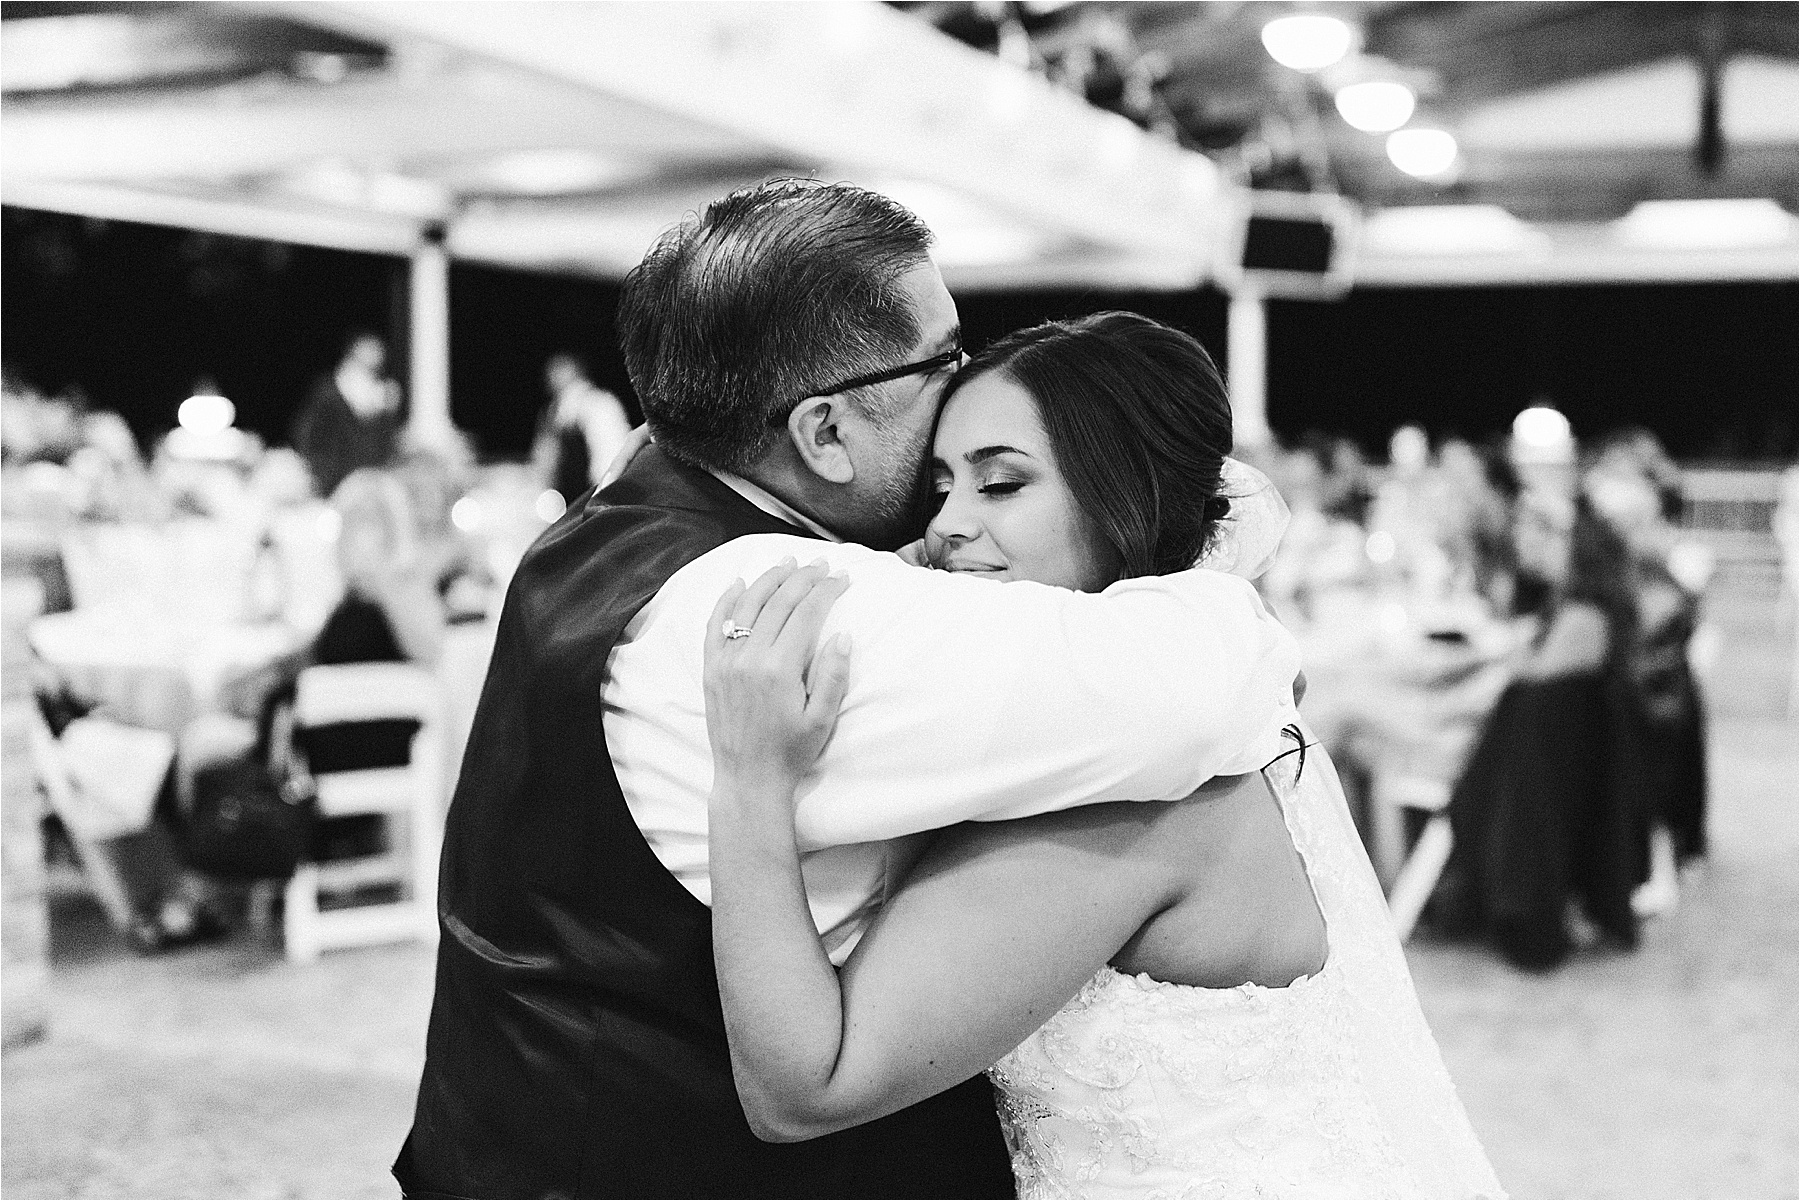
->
[927, 486, 980, 546]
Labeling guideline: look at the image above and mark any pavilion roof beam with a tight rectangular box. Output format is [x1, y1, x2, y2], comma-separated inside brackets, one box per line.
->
[0, 177, 421, 255]
[0, 63, 759, 185]
[278, 1, 1222, 277]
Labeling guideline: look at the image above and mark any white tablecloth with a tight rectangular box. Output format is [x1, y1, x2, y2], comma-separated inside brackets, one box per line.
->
[29, 608, 304, 734]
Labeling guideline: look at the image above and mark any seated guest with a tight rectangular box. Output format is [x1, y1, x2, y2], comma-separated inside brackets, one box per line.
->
[284, 468, 452, 860]
[290, 332, 402, 497]
[386, 446, 492, 625]
[320, 467, 448, 669]
[1584, 440, 1708, 914]
[1437, 490, 1652, 970]
[195, 467, 455, 873]
[1434, 439, 1522, 616]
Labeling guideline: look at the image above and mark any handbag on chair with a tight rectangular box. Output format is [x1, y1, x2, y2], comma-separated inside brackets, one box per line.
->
[181, 753, 317, 882]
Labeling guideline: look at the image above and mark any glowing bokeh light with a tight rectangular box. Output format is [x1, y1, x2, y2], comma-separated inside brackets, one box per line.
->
[451, 496, 486, 533]
[1334, 80, 1416, 133]
[1260, 15, 1353, 72]
[1386, 128, 1459, 178]
[535, 489, 568, 523]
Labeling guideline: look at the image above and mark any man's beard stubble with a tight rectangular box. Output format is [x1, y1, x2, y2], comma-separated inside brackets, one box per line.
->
[860, 415, 936, 551]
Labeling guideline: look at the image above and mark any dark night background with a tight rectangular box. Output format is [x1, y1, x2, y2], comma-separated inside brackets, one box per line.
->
[4, 206, 1794, 462]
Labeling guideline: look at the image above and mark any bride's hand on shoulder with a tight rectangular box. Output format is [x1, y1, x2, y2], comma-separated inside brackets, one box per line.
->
[704, 559, 853, 808]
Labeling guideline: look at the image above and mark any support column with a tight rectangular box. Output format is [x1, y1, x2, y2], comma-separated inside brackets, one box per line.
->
[1227, 289, 1271, 449]
[406, 227, 453, 447]
[2, 577, 48, 1052]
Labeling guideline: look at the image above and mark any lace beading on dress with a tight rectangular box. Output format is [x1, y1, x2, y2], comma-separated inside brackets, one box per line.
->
[988, 726, 1506, 1199]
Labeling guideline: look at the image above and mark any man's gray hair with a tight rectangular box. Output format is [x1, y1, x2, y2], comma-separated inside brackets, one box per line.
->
[617, 178, 934, 473]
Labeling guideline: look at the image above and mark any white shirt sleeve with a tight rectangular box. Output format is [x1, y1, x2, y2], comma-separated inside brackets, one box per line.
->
[642, 532, 1304, 852]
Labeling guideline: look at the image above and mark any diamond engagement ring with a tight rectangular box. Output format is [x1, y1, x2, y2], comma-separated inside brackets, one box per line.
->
[721, 621, 755, 641]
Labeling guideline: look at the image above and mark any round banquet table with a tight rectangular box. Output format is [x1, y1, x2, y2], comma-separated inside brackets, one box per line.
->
[28, 608, 306, 735]
[1289, 586, 1524, 858]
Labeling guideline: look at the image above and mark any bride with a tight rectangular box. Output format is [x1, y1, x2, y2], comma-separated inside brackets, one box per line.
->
[702, 312, 1504, 1199]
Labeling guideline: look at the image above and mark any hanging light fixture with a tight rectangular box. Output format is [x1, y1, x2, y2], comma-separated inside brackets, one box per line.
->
[1260, 15, 1353, 72]
[1335, 80, 1416, 133]
[177, 387, 235, 435]
[168, 380, 253, 462]
[1386, 128, 1459, 178]
[1512, 405, 1573, 455]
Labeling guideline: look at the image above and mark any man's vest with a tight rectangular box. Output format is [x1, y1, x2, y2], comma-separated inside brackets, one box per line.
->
[397, 446, 1014, 1198]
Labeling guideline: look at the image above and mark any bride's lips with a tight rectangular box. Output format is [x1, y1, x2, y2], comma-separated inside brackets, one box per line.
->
[941, 558, 1007, 574]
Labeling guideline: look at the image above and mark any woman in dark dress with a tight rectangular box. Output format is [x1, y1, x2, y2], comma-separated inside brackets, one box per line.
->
[1438, 489, 1664, 969]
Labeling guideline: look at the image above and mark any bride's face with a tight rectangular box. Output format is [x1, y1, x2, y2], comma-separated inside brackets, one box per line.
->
[925, 372, 1121, 592]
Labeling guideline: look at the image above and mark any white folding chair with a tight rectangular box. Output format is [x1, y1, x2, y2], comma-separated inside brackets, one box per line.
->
[282, 662, 444, 963]
[1370, 771, 1456, 943]
[25, 708, 140, 931]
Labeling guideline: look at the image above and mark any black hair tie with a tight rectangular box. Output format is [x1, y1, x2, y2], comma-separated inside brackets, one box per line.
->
[1262, 723, 1312, 785]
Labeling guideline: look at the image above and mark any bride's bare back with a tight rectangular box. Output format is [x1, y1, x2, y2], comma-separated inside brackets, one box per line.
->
[917, 773, 1326, 992]
[1115, 772, 1328, 988]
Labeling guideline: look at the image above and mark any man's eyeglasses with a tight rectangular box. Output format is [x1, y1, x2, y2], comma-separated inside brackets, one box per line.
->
[773, 345, 965, 425]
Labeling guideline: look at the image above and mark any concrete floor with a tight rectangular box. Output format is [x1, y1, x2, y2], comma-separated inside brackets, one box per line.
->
[5, 584, 1795, 1200]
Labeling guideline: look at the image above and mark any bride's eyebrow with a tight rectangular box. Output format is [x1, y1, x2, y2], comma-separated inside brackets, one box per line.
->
[966, 445, 1028, 464]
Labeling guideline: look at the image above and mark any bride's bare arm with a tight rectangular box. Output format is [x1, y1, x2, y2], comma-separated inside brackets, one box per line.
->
[705, 564, 1176, 1142]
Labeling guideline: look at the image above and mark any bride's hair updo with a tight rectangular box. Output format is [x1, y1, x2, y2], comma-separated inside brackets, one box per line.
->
[940, 312, 1233, 580]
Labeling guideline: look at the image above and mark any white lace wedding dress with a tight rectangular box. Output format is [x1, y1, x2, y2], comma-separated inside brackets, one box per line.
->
[988, 727, 1506, 1199]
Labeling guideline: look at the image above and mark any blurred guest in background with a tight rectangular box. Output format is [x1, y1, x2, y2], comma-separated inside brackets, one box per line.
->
[1369, 425, 1456, 601]
[1438, 456, 1707, 969]
[71, 409, 160, 520]
[1260, 439, 1371, 622]
[1439, 491, 1634, 967]
[1594, 426, 1686, 525]
[1, 372, 166, 528]
[292, 454, 488, 680]
[531, 351, 632, 505]
[1306, 431, 1377, 526]
[1584, 431, 1710, 915]
[200, 464, 464, 873]
[290, 331, 403, 497]
[1, 367, 86, 467]
[316, 467, 449, 670]
[1434, 440, 1522, 615]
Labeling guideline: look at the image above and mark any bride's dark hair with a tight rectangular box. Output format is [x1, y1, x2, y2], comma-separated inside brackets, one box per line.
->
[940, 311, 1233, 579]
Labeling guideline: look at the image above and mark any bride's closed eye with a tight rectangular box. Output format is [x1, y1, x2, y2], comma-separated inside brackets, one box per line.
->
[978, 480, 1025, 497]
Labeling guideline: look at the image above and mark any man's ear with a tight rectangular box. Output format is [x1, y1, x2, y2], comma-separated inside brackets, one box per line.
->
[786, 397, 856, 485]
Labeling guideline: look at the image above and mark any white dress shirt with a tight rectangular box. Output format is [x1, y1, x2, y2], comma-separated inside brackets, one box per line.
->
[604, 474, 1304, 963]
